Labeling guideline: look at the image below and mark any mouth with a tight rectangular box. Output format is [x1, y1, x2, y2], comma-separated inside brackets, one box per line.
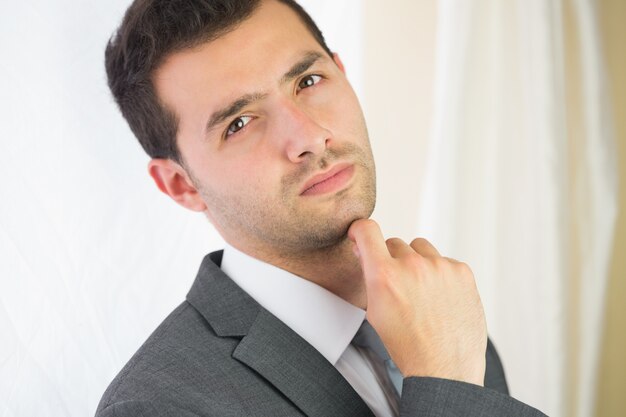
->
[300, 163, 355, 196]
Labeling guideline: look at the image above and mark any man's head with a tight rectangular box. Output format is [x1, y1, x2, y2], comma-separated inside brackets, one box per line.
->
[106, 0, 376, 258]
[106, 0, 332, 163]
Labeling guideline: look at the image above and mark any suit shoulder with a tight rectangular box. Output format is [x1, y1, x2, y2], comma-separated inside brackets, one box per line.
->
[96, 399, 202, 417]
[96, 301, 245, 415]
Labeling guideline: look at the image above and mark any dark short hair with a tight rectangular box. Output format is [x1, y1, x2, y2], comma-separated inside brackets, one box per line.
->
[105, 0, 333, 163]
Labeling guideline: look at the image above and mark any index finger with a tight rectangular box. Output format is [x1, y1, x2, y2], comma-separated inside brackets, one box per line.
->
[348, 219, 391, 271]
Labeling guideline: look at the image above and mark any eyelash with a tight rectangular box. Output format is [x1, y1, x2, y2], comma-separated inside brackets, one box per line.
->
[225, 115, 253, 138]
[296, 74, 323, 92]
[223, 73, 324, 139]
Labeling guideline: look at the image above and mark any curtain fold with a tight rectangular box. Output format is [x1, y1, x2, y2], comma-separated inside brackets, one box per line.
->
[416, 1, 618, 416]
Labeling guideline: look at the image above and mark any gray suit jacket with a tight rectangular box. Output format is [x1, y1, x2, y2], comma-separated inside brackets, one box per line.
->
[96, 251, 547, 416]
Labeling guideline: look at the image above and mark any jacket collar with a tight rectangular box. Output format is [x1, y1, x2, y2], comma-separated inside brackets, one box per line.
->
[186, 251, 375, 417]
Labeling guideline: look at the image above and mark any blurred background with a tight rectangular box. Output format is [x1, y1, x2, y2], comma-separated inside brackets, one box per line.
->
[0, 1, 623, 416]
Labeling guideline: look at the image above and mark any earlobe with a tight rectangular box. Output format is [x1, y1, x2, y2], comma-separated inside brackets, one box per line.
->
[332, 52, 346, 74]
[148, 159, 207, 212]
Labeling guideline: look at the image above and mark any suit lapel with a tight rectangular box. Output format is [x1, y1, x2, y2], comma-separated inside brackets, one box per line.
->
[234, 309, 375, 417]
[187, 251, 374, 417]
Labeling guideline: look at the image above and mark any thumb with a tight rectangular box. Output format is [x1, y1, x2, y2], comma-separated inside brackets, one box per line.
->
[348, 219, 390, 276]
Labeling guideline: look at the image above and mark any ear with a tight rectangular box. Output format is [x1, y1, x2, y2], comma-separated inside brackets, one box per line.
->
[332, 52, 346, 74]
[148, 159, 207, 212]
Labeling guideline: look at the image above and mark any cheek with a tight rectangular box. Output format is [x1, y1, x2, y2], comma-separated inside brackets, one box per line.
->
[330, 102, 367, 142]
[226, 153, 283, 194]
[319, 84, 364, 133]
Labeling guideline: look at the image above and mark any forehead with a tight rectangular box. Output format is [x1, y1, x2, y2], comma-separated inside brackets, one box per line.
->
[153, 0, 328, 118]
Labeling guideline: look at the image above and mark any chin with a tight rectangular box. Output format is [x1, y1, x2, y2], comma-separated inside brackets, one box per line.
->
[315, 204, 374, 249]
[279, 182, 376, 253]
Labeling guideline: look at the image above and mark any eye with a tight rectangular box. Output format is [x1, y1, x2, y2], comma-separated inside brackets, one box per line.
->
[297, 74, 322, 91]
[225, 115, 253, 138]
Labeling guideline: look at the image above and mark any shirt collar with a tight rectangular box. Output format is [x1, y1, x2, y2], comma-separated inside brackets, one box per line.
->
[220, 243, 365, 365]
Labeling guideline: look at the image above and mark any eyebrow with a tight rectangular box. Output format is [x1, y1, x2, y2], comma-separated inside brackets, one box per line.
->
[204, 51, 326, 135]
[280, 51, 324, 84]
[205, 92, 268, 135]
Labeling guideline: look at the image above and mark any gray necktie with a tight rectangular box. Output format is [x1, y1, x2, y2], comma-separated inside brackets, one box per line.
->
[352, 320, 403, 409]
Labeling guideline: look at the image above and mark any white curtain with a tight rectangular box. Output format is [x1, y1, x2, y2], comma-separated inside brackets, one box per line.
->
[417, 1, 618, 416]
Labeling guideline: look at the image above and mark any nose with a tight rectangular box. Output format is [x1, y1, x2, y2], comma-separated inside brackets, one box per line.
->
[274, 98, 332, 163]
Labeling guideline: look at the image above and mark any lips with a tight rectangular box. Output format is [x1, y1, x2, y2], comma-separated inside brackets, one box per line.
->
[300, 163, 354, 195]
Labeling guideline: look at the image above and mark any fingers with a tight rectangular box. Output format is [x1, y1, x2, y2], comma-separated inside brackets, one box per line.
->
[348, 225, 486, 385]
[385, 237, 415, 258]
[348, 219, 390, 270]
[410, 237, 441, 258]
[349, 220, 443, 263]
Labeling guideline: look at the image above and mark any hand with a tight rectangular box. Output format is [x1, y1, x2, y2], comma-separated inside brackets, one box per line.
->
[348, 219, 487, 386]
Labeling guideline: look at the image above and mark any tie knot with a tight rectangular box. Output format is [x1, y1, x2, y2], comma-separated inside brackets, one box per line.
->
[352, 320, 391, 362]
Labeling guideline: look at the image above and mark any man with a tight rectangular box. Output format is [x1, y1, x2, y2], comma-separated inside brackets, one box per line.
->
[97, 0, 547, 416]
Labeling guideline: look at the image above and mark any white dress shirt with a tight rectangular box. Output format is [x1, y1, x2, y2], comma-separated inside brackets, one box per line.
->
[221, 243, 399, 417]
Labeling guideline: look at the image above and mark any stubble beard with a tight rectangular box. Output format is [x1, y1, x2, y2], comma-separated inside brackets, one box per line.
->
[194, 142, 377, 258]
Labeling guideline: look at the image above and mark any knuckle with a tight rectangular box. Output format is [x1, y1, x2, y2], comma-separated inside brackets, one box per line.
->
[385, 237, 404, 246]
[432, 256, 449, 271]
[405, 251, 426, 268]
[456, 261, 474, 277]
[409, 237, 428, 249]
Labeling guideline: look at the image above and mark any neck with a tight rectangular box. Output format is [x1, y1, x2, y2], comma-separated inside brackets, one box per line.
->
[231, 237, 368, 309]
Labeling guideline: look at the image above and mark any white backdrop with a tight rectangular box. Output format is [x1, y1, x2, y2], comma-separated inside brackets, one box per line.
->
[0, 1, 361, 416]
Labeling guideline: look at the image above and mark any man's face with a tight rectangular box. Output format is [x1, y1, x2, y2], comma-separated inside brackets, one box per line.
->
[153, 0, 376, 257]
